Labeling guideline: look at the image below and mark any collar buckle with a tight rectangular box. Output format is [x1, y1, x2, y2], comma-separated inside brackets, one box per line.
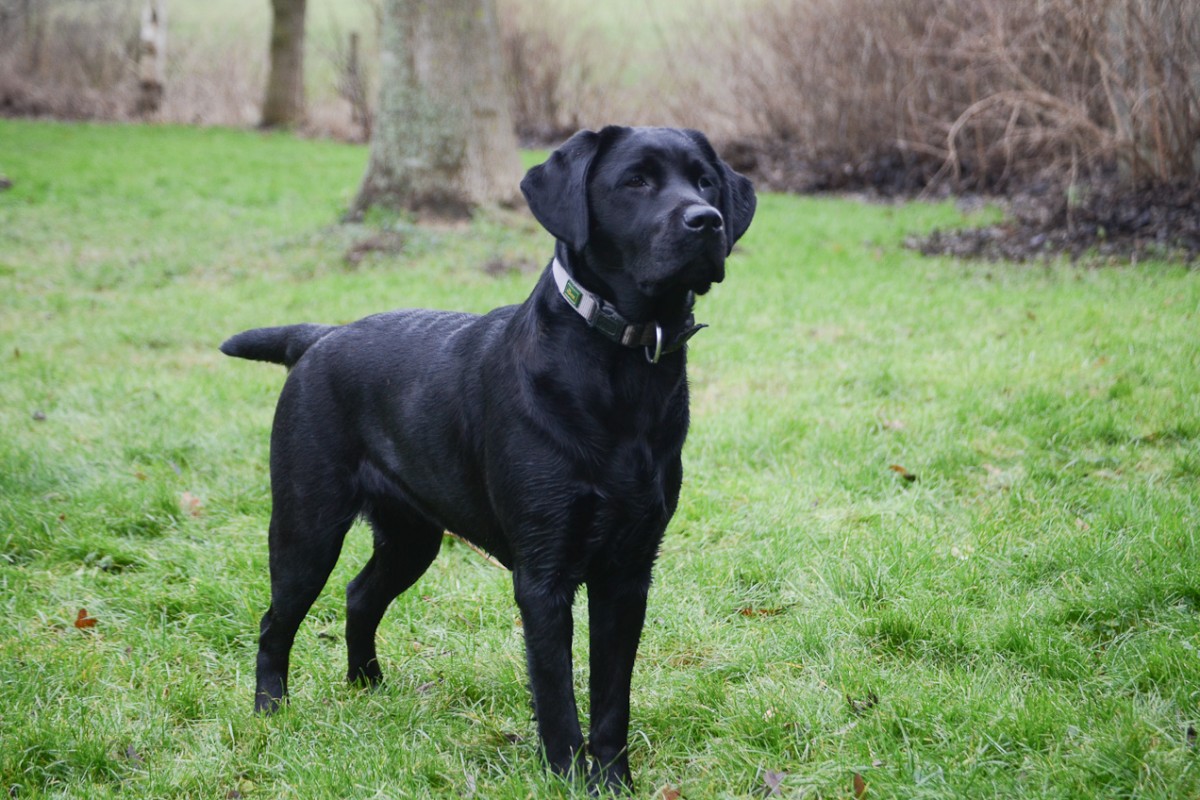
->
[591, 304, 627, 340]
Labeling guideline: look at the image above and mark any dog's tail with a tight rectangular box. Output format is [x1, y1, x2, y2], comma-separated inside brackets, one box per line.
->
[220, 323, 337, 368]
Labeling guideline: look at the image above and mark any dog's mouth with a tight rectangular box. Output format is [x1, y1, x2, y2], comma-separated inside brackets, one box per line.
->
[637, 251, 726, 298]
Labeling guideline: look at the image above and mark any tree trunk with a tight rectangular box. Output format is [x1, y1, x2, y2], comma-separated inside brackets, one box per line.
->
[261, 0, 307, 128]
[350, 0, 523, 220]
[135, 0, 167, 116]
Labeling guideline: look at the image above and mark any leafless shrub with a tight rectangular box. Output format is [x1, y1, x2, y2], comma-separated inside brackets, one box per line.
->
[0, 0, 138, 118]
[696, 0, 1198, 191]
[329, 31, 371, 141]
[496, 0, 632, 145]
[319, 2, 380, 143]
[500, 17, 573, 144]
[156, 26, 264, 127]
[0, 0, 273, 128]
[940, 0, 1200, 185]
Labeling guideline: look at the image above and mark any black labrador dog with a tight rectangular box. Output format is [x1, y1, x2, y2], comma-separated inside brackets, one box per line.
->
[221, 126, 755, 791]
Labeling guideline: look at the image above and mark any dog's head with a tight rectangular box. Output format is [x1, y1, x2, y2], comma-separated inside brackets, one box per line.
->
[521, 126, 756, 308]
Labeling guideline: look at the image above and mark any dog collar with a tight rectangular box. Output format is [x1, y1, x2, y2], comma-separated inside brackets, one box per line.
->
[551, 258, 706, 364]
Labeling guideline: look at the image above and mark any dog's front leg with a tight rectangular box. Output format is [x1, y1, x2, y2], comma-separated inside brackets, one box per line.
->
[586, 570, 651, 793]
[513, 568, 585, 778]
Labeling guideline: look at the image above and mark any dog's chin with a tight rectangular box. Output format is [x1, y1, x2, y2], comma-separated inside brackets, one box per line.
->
[638, 258, 725, 298]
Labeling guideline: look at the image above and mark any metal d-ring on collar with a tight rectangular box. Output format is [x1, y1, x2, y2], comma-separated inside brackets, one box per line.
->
[551, 258, 703, 365]
[645, 323, 664, 364]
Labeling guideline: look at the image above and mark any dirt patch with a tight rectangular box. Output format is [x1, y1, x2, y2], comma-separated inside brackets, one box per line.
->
[724, 138, 1199, 265]
[343, 230, 406, 268]
[912, 181, 1200, 264]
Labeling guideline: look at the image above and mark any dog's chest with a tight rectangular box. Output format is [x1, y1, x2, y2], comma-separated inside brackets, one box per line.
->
[575, 394, 686, 555]
[569, 442, 680, 571]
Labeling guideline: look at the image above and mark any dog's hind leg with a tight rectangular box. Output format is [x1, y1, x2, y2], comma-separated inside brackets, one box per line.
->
[345, 496, 443, 686]
[255, 475, 360, 714]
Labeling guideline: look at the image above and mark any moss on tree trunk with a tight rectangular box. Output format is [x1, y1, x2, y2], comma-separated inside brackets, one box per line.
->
[350, 0, 522, 220]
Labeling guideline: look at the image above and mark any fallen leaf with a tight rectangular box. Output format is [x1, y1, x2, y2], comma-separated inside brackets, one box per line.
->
[1074, 517, 1091, 531]
[889, 464, 917, 482]
[760, 769, 786, 796]
[180, 491, 203, 517]
[1187, 724, 1197, 748]
[123, 744, 144, 765]
[853, 772, 868, 799]
[32, 410, 47, 421]
[738, 606, 786, 618]
[74, 608, 97, 629]
[659, 786, 682, 800]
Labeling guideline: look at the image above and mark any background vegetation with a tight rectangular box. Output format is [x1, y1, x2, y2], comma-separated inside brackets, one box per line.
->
[2, 0, 1196, 190]
[2, 119, 1199, 798]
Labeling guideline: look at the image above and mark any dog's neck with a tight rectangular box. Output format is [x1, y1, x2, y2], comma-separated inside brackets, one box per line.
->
[554, 243, 695, 326]
[549, 244, 706, 362]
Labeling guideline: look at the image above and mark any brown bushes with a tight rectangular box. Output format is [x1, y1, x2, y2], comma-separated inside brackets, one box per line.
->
[709, 0, 1199, 191]
[0, 0, 270, 125]
[0, 0, 139, 118]
[496, 0, 631, 146]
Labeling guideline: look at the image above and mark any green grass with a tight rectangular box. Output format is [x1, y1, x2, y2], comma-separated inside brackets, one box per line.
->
[2, 118, 1199, 799]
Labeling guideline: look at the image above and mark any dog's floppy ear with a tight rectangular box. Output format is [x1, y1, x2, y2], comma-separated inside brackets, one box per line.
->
[683, 129, 757, 254]
[520, 129, 600, 251]
[521, 127, 629, 251]
[718, 164, 757, 254]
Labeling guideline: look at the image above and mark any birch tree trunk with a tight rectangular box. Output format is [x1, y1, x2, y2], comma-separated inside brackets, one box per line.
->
[135, 0, 166, 116]
[349, 0, 523, 220]
[261, 0, 307, 128]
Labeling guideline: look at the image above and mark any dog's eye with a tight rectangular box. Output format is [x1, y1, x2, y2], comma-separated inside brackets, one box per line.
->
[624, 175, 648, 189]
[698, 176, 715, 191]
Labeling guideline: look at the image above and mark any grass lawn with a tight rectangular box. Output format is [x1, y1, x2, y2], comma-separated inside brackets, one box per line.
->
[2, 119, 1199, 799]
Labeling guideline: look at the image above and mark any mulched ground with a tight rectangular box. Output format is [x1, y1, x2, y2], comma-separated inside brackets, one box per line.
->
[723, 138, 1200, 265]
[911, 180, 1200, 264]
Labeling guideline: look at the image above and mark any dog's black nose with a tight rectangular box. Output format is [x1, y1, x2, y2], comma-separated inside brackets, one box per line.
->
[683, 205, 723, 232]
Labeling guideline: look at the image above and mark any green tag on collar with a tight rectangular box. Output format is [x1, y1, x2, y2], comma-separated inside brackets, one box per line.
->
[563, 280, 583, 307]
